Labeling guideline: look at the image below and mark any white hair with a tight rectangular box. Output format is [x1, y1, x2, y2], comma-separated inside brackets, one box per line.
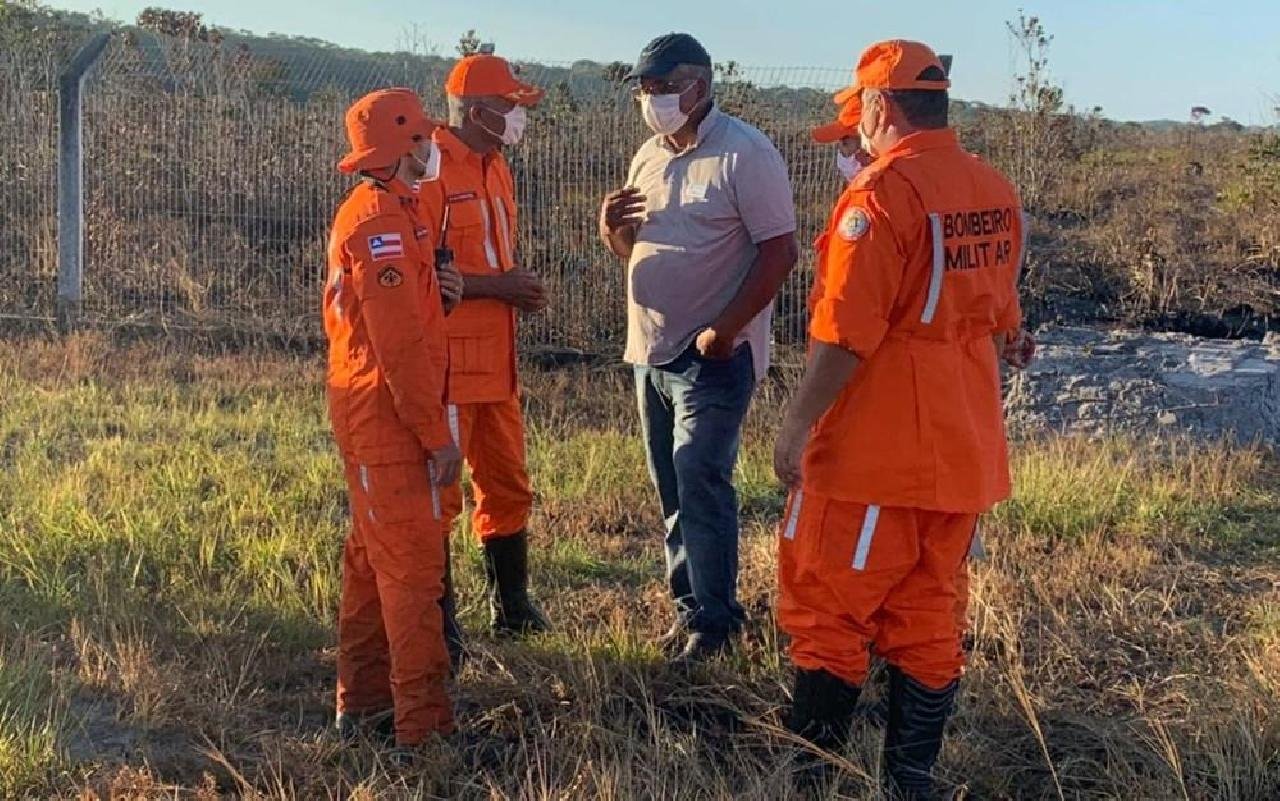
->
[447, 94, 506, 126]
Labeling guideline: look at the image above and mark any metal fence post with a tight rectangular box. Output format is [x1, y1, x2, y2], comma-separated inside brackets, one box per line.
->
[56, 33, 110, 333]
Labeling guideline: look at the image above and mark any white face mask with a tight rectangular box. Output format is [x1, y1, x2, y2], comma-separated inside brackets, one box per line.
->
[480, 105, 528, 146]
[422, 142, 442, 182]
[408, 139, 441, 190]
[497, 105, 527, 145]
[640, 84, 695, 136]
[836, 151, 862, 181]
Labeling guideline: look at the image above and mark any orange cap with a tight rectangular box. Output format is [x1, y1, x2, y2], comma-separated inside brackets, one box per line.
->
[832, 39, 950, 106]
[813, 95, 861, 143]
[338, 88, 439, 174]
[445, 54, 545, 106]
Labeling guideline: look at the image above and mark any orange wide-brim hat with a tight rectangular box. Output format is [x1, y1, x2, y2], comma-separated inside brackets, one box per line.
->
[338, 88, 440, 174]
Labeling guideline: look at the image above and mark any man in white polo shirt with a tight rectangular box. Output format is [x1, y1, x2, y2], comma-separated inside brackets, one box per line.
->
[599, 32, 798, 663]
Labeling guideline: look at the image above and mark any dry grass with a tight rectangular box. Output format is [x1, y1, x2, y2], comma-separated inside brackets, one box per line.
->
[0, 333, 1277, 800]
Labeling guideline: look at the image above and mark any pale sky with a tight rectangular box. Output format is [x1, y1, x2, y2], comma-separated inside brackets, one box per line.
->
[50, 0, 1280, 124]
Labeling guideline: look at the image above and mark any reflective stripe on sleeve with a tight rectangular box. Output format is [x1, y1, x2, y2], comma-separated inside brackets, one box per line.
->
[921, 213, 944, 324]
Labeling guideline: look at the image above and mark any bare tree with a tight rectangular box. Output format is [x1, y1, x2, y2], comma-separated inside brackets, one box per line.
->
[396, 22, 439, 57]
[1003, 10, 1067, 209]
[456, 28, 482, 58]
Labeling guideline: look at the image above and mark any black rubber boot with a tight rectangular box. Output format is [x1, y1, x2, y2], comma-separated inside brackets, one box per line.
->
[440, 537, 465, 676]
[335, 709, 395, 746]
[786, 668, 861, 790]
[483, 531, 550, 634]
[883, 666, 958, 801]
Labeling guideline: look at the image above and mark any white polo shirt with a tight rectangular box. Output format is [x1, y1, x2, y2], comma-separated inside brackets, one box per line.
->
[623, 106, 797, 380]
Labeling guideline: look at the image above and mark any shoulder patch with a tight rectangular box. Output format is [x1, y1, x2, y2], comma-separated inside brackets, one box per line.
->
[367, 233, 404, 261]
[377, 266, 403, 288]
[837, 208, 871, 241]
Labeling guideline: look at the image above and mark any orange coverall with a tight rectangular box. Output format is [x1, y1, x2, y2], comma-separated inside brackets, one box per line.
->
[325, 176, 454, 744]
[420, 127, 533, 543]
[780, 128, 1024, 690]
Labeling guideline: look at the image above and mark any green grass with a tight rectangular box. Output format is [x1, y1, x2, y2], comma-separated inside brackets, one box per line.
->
[992, 435, 1275, 544]
[0, 645, 65, 799]
[0, 339, 1277, 799]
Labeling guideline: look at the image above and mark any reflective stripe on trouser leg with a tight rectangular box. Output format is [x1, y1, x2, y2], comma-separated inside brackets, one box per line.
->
[968, 523, 986, 560]
[780, 497, 912, 687]
[440, 404, 467, 535]
[783, 490, 804, 540]
[851, 504, 880, 570]
[921, 213, 945, 324]
[447, 405, 460, 446]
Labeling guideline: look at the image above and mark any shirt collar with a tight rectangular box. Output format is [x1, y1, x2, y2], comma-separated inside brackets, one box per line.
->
[435, 126, 485, 165]
[364, 175, 417, 201]
[659, 105, 726, 155]
[437, 126, 501, 168]
[877, 128, 960, 162]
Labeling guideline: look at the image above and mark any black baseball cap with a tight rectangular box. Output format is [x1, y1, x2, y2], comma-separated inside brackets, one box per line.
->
[624, 33, 712, 81]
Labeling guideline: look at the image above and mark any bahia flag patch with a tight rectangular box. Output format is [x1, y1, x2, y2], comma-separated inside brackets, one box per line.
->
[368, 233, 404, 261]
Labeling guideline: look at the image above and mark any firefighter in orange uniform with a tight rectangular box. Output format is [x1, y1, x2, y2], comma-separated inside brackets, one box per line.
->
[325, 88, 463, 761]
[774, 41, 1032, 797]
[812, 94, 873, 186]
[811, 71, 1009, 697]
[419, 49, 551, 645]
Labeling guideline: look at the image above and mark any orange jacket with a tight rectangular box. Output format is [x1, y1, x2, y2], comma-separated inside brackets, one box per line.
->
[418, 128, 520, 405]
[325, 178, 451, 463]
[803, 129, 1024, 513]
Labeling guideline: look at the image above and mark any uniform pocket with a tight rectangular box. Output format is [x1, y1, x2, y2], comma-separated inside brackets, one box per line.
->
[354, 462, 432, 527]
[443, 197, 494, 271]
[448, 334, 500, 377]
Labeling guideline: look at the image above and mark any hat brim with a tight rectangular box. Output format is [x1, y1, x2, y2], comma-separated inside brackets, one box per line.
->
[503, 81, 545, 107]
[812, 120, 855, 144]
[833, 84, 861, 105]
[837, 97, 864, 128]
[623, 57, 685, 82]
[338, 118, 436, 174]
[888, 77, 951, 90]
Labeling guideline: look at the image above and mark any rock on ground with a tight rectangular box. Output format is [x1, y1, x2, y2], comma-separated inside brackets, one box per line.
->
[1005, 326, 1280, 443]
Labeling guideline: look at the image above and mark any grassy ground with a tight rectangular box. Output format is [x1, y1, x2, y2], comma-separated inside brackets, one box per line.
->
[0, 333, 1278, 800]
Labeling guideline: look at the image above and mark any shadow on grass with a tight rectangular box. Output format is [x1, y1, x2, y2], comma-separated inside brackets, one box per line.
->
[0, 560, 338, 795]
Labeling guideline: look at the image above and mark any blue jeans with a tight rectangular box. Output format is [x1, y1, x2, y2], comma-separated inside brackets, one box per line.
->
[634, 343, 755, 635]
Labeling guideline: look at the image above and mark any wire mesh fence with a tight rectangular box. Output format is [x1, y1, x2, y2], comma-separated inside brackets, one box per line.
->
[0, 24, 65, 324]
[1, 26, 851, 351]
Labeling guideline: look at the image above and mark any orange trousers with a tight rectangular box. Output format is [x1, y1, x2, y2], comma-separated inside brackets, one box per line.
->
[335, 459, 453, 744]
[440, 396, 534, 542]
[778, 490, 978, 691]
